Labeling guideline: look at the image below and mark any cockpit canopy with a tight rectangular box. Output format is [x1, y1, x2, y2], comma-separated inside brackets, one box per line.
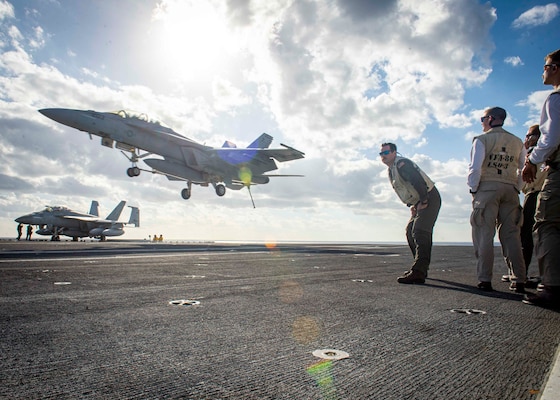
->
[111, 110, 172, 129]
[43, 206, 70, 213]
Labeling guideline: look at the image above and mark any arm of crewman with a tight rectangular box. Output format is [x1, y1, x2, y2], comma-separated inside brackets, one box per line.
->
[397, 159, 429, 204]
[517, 146, 528, 191]
[529, 93, 560, 164]
[467, 138, 484, 193]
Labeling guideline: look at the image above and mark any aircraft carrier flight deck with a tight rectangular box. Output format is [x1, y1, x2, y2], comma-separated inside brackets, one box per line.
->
[1, 240, 559, 399]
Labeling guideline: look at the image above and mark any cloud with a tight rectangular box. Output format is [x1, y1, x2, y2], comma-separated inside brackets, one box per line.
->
[0, 0, 14, 21]
[0, 0, 521, 243]
[0, 173, 34, 191]
[504, 56, 524, 67]
[512, 3, 559, 29]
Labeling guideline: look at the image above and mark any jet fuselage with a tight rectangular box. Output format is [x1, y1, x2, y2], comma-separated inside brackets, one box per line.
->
[39, 108, 305, 200]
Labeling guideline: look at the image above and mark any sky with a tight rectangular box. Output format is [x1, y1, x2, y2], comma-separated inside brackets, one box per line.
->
[0, 0, 559, 243]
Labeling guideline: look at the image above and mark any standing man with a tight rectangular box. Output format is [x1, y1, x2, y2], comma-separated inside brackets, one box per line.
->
[380, 143, 441, 284]
[468, 107, 527, 292]
[26, 224, 33, 241]
[520, 125, 546, 282]
[16, 223, 23, 241]
[522, 49, 560, 308]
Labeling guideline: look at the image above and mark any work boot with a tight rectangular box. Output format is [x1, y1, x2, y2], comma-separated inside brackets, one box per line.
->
[526, 277, 541, 289]
[522, 290, 560, 309]
[397, 269, 425, 284]
[509, 281, 526, 293]
[477, 281, 493, 291]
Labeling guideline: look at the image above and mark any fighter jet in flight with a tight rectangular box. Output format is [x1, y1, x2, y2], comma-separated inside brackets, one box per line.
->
[15, 200, 140, 241]
[39, 108, 305, 203]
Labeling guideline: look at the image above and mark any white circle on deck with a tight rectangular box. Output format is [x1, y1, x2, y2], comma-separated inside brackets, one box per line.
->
[312, 349, 350, 360]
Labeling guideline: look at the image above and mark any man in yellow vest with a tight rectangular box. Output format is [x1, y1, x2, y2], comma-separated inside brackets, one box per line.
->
[522, 49, 560, 309]
[380, 143, 441, 284]
[468, 107, 527, 293]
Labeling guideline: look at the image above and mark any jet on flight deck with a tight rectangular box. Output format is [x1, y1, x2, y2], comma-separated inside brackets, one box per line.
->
[15, 200, 140, 241]
[39, 108, 305, 203]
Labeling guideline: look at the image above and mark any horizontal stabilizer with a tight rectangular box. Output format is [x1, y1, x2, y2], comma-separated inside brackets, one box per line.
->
[259, 147, 305, 162]
[263, 174, 305, 177]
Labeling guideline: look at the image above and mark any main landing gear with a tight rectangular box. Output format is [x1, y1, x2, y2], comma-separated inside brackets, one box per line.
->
[127, 166, 141, 177]
[122, 149, 150, 178]
[180, 182, 227, 200]
[214, 183, 226, 197]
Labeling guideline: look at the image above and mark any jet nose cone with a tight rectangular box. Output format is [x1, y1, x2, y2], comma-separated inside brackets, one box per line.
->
[15, 213, 41, 224]
[15, 215, 32, 224]
[39, 108, 72, 125]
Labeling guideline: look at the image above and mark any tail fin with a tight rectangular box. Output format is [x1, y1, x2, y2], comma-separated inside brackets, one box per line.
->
[89, 200, 99, 216]
[222, 140, 237, 148]
[105, 200, 126, 221]
[128, 206, 140, 227]
[248, 133, 273, 149]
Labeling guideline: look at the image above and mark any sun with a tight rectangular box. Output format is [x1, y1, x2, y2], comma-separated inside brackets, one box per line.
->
[151, 0, 237, 79]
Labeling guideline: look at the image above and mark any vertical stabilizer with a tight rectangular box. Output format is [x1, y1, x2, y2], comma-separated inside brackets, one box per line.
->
[106, 200, 126, 221]
[248, 133, 273, 149]
[128, 206, 140, 227]
[222, 140, 237, 148]
[89, 200, 99, 216]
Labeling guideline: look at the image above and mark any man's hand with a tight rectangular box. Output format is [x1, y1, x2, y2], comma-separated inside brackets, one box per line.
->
[411, 201, 427, 217]
[522, 162, 537, 183]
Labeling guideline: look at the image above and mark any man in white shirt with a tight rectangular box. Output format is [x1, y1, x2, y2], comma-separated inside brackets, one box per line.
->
[522, 49, 560, 309]
[468, 107, 527, 293]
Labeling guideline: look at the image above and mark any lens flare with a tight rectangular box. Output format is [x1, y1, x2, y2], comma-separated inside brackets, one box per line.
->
[292, 316, 320, 344]
[238, 166, 252, 186]
[279, 280, 303, 304]
[307, 359, 337, 400]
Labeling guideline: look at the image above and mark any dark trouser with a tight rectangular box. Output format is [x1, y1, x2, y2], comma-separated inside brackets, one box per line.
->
[521, 191, 539, 272]
[406, 187, 441, 275]
[534, 168, 560, 288]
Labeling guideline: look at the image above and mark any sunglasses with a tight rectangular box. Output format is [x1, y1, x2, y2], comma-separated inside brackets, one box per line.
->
[379, 150, 392, 156]
[544, 64, 557, 70]
[480, 116, 491, 122]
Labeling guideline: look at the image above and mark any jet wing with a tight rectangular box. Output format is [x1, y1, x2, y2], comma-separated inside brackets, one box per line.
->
[63, 216, 114, 224]
[212, 145, 305, 163]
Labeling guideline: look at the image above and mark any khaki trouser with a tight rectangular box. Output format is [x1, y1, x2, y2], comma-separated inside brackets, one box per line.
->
[471, 181, 526, 283]
[534, 168, 560, 287]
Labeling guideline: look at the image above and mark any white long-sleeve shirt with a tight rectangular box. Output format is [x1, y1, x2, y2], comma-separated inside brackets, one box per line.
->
[528, 89, 560, 165]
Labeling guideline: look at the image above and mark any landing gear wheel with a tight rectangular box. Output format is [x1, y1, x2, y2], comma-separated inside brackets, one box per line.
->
[181, 188, 191, 200]
[127, 167, 141, 177]
[215, 184, 226, 197]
